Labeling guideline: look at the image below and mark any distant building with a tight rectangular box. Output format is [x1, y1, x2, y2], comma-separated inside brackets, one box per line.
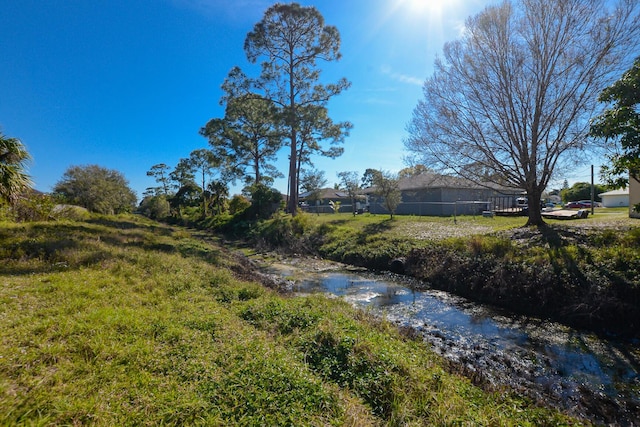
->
[299, 188, 355, 213]
[362, 172, 520, 217]
[598, 188, 629, 208]
[630, 174, 640, 219]
[546, 194, 562, 205]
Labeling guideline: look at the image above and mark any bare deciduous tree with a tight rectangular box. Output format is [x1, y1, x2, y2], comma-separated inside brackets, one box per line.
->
[300, 169, 327, 215]
[405, 0, 640, 225]
[337, 171, 361, 216]
[373, 170, 401, 219]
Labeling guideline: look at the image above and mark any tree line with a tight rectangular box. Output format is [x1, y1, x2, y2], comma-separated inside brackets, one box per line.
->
[139, 2, 351, 220]
[2, 0, 639, 224]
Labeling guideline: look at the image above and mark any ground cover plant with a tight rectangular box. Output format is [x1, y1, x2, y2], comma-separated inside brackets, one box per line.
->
[0, 215, 579, 425]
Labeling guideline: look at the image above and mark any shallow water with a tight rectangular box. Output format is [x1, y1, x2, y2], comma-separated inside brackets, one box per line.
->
[272, 264, 640, 425]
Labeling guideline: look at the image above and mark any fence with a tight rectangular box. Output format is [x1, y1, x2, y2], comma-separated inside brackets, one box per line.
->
[303, 200, 499, 218]
[368, 200, 492, 217]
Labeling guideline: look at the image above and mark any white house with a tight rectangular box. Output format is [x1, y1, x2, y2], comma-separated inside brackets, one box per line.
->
[599, 188, 629, 207]
[630, 175, 640, 218]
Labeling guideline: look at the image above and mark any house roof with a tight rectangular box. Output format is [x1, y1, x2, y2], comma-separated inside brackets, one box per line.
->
[299, 188, 349, 199]
[599, 188, 629, 197]
[397, 172, 476, 190]
[361, 172, 517, 194]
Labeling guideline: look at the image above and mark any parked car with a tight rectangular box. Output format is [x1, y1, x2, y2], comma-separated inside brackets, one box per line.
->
[580, 200, 602, 207]
[565, 201, 590, 209]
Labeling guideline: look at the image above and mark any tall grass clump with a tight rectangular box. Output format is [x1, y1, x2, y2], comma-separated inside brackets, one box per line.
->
[0, 215, 346, 425]
[0, 214, 582, 425]
[250, 213, 416, 270]
[236, 295, 575, 426]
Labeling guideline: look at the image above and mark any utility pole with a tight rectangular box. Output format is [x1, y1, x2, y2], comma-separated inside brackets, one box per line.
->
[591, 165, 595, 216]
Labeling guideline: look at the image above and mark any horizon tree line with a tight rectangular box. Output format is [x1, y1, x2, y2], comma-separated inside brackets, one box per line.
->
[4, 1, 640, 223]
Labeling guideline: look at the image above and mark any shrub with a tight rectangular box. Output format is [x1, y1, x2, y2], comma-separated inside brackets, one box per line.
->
[244, 183, 283, 219]
[11, 193, 56, 222]
[138, 195, 170, 219]
[228, 194, 251, 215]
[53, 164, 137, 214]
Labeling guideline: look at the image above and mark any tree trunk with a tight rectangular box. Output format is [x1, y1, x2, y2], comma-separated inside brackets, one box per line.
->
[287, 57, 298, 216]
[296, 140, 304, 200]
[201, 170, 208, 217]
[288, 130, 298, 215]
[254, 156, 260, 185]
[525, 188, 545, 226]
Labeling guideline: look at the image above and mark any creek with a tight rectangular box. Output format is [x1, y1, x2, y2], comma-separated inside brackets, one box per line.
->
[266, 260, 640, 426]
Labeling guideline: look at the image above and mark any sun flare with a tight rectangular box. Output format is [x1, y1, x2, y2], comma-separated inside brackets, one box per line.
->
[403, 0, 450, 16]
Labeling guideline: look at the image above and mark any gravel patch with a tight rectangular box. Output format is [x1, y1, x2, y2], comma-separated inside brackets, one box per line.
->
[394, 214, 638, 243]
[395, 222, 496, 241]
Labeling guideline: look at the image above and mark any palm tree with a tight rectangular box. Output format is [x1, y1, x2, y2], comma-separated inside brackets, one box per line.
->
[0, 132, 32, 204]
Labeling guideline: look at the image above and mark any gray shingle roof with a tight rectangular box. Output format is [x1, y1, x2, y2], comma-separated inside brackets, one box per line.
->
[396, 172, 476, 190]
[299, 188, 349, 199]
[361, 172, 513, 193]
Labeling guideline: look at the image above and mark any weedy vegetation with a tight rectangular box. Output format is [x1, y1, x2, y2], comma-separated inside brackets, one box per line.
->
[0, 214, 580, 425]
[239, 209, 640, 338]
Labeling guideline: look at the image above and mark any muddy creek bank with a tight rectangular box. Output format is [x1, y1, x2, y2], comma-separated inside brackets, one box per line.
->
[261, 257, 640, 426]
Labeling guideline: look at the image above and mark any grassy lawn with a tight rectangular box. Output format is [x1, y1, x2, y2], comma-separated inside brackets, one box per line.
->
[0, 215, 579, 426]
[303, 207, 634, 241]
[244, 207, 637, 276]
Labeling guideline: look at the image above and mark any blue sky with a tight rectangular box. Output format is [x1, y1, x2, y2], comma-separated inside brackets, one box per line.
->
[0, 0, 595, 199]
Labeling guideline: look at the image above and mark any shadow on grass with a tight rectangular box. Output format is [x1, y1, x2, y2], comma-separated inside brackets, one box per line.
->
[0, 218, 222, 275]
[86, 216, 175, 236]
[86, 216, 146, 230]
[0, 237, 80, 275]
[537, 225, 589, 281]
[323, 218, 353, 226]
[510, 225, 640, 337]
[362, 219, 394, 235]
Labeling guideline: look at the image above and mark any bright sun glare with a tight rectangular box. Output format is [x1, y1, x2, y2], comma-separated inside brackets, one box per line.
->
[405, 0, 445, 15]
[382, 0, 463, 40]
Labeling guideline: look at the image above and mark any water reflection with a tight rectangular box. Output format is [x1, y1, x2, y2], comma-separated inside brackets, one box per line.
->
[290, 269, 640, 425]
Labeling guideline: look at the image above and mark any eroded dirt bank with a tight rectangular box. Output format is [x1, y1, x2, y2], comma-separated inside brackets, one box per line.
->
[400, 225, 640, 340]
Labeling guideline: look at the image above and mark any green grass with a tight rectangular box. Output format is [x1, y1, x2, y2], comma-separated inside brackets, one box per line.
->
[310, 210, 527, 235]
[245, 211, 531, 268]
[0, 215, 583, 425]
[309, 207, 633, 235]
